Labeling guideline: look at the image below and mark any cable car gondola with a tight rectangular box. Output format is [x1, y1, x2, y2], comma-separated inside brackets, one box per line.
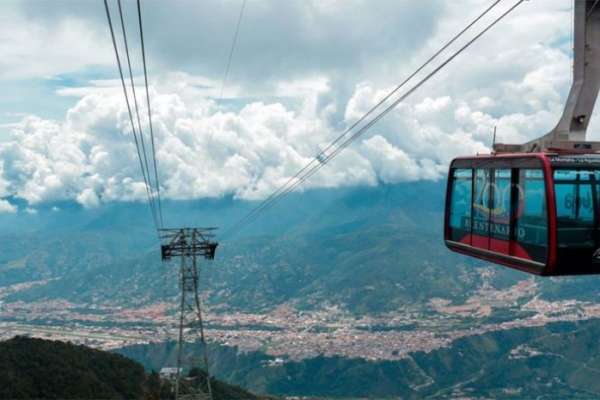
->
[446, 153, 600, 275]
[444, 0, 600, 276]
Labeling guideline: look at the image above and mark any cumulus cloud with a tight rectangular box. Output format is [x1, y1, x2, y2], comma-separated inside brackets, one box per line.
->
[0, 79, 339, 205]
[0, 3, 112, 81]
[362, 135, 430, 183]
[0, 199, 16, 213]
[0, 0, 587, 209]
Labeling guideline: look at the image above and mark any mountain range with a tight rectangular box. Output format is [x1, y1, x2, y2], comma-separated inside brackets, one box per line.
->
[1, 180, 518, 313]
[4, 180, 600, 397]
[4, 180, 597, 312]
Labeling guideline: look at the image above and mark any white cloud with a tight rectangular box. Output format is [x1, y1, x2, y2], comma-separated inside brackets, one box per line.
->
[0, 199, 16, 213]
[362, 135, 427, 183]
[76, 188, 101, 209]
[0, 0, 591, 208]
[0, 6, 112, 81]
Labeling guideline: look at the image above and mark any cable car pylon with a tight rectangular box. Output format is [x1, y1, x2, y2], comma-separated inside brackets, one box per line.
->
[160, 227, 219, 399]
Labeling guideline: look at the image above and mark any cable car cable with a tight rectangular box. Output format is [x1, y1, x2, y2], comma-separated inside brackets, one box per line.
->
[219, 0, 502, 239]
[221, 0, 502, 239]
[104, 0, 160, 233]
[220, 0, 521, 240]
[206, 0, 247, 154]
[280, 0, 527, 204]
[137, 0, 164, 230]
[117, 0, 157, 215]
[218, 0, 246, 112]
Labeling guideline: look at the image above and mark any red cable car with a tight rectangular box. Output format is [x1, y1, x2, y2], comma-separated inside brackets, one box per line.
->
[446, 153, 600, 275]
[444, 0, 600, 276]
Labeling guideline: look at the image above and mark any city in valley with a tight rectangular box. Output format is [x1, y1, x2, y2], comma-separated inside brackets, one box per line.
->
[1, 272, 598, 362]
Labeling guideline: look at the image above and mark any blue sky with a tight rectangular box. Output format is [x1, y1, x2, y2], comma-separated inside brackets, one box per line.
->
[0, 0, 587, 213]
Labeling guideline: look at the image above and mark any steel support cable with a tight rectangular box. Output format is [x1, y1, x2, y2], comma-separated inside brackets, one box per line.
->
[206, 0, 247, 153]
[220, 0, 511, 239]
[221, 0, 502, 239]
[117, 0, 159, 225]
[200, 0, 247, 296]
[104, 0, 160, 232]
[218, 0, 246, 111]
[137, 0, 164, 230]
[220, 0, 525, 240]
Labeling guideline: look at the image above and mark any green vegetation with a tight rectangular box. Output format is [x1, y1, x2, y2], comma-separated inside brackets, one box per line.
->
[0, 336, 271, 400]
[0, 336, 152, 399]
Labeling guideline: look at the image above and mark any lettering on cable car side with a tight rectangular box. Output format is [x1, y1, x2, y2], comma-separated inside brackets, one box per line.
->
[593, 248, 600, 262]
[464, 218, 527, 239]
[564, 192, 592, 210]
[549, 155, 600, 166]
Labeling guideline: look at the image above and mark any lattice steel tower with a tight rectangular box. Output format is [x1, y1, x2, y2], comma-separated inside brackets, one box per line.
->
[160, 228, 218, 400]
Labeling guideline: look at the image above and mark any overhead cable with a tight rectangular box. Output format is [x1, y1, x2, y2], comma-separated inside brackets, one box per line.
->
[116, 0, 157, 213]
[220, 0, 502, 239]
[104, 0, 160, 233]
[217, 0, 246, 111]
[206, 0, 247, 153]
[220, 0, 525, 240]
[587, 0, 600, 19]
[137, 0, 164, 230]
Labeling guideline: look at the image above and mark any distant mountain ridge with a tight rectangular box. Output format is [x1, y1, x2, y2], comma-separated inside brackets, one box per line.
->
[0, 180, 444, 237]
[4, 180, 600, 313]
[6, 181, 600, 398]
[3, 180, 516, 314]
[5, 179, 596, 311]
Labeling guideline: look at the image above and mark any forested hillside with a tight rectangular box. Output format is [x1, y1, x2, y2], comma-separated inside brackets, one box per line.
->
[0, 336, 153, 399]
[0, 336, 269, 400]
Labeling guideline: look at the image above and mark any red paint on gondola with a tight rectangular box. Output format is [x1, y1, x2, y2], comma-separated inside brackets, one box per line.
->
[540, 155, 558, 275]
[445, 153, 600, 276]
[459, 235, 530, 260]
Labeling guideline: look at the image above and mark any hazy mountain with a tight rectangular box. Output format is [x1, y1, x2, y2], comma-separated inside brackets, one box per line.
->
[1, 180, 528, 314]
[5, 179, 596, 311]
[4, 179, 600, 313]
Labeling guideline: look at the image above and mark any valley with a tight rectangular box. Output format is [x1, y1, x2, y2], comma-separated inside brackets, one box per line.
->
[3, 270, 600, 363]
[4, 183, 600, 397]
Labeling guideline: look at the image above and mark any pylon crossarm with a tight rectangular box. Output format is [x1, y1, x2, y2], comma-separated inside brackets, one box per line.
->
[160, 228, 219, 261]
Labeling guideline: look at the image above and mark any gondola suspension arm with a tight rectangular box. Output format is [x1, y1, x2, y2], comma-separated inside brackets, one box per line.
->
[494, 0, 600, 153]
